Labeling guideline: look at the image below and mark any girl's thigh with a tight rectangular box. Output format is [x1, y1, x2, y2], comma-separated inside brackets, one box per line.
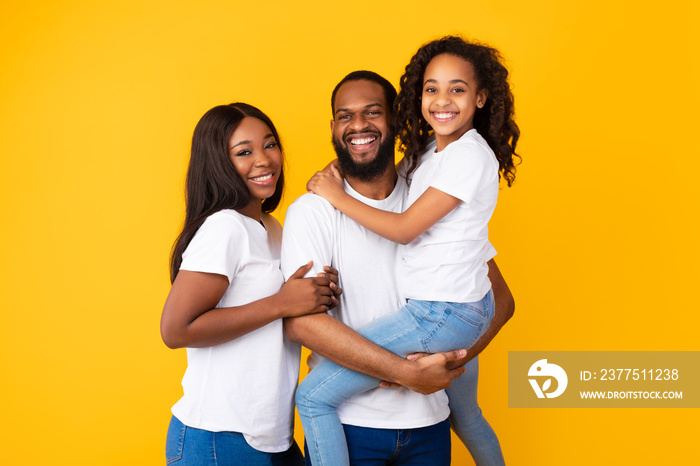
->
[166, 416, 304, 466]
[354, 294, 494, 357]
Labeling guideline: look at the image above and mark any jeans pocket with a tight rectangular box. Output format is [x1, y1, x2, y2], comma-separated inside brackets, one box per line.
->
[166, 416, 186, 464]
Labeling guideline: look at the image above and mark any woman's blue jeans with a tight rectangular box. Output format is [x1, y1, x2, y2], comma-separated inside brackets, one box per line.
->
[296, 290, 499, 466]
[166, 416, 304, 465]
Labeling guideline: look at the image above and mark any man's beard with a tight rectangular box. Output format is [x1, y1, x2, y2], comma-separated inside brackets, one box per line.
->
[332, 133, 395, 182]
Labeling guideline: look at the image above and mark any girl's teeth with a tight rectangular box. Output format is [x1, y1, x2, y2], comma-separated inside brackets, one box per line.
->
[251, 174, 273, 181]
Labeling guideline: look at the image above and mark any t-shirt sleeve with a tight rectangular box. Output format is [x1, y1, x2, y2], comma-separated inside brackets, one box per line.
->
[484, 241, 497, 261]
[180, 213, 245, 283]
[430, 141, 496, 207]
[281, 195, 334, 280]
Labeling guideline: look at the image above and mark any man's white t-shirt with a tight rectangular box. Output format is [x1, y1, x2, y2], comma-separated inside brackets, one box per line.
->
[281, 176, 451, 429]
[171, 209, 301, 453]
[400, 129, 499, 303]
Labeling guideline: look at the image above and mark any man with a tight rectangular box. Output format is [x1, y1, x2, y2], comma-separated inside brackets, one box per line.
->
[281, 71, 514, 465]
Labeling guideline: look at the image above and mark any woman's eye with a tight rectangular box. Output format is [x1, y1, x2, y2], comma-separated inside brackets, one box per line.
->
[236, 150, 251, 156]
[265, 142, 278, 149]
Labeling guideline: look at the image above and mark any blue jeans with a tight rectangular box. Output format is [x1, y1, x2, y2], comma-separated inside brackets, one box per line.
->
[304, 419, 451, 466]
[296, 290, 495, 466]
[166, 416, 305, 465]
[448, 357, 505, 466]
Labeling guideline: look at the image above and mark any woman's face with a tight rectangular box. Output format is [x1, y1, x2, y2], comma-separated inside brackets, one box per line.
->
[228, 116, 282, 212]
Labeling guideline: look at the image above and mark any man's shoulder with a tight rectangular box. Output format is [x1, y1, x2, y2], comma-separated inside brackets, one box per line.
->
[284, 193, 338, 232]
[287, 192, 335, 216]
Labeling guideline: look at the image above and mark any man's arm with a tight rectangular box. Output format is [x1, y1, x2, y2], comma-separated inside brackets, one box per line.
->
[445, 258, 515, 369]
[280, 196, 465, 394]
[284, 313, 466, 395]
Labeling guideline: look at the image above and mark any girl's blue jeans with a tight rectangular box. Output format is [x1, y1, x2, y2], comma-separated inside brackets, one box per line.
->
[296, 289, 503, 466]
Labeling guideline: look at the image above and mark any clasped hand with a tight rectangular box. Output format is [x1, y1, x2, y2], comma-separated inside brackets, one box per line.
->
[306, 163, 345, 205]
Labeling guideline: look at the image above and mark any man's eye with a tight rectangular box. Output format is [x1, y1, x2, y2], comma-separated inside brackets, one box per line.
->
[339, 114, 351, 120]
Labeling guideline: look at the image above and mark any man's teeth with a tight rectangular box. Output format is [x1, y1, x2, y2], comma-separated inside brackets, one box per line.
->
[350, 137, 376, 146]
[251, 174, 273, 182]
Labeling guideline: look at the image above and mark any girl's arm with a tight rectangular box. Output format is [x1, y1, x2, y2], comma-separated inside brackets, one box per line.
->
[160, 262, 336, 349]
[307, 164, 460, 245]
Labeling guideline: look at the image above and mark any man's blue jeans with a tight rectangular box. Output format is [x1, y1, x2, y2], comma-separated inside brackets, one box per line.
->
[304, 419, 452, 466]
[296, 290, 498, 466]
[166, 416, 304, 465]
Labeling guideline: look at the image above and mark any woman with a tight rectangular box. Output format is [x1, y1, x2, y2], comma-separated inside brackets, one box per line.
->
[161, 102, 338, 465]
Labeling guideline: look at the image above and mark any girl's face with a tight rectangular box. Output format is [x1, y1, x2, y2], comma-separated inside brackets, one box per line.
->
[421, 53, 488, 151]
[228, 116, 282, 218]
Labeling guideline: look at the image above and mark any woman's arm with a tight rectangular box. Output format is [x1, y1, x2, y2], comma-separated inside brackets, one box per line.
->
[307, 165, 460, 245]
[160, 262, 335, 349]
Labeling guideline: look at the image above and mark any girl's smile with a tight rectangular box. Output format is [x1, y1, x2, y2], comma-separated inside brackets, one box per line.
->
[421, 53, 488, 151]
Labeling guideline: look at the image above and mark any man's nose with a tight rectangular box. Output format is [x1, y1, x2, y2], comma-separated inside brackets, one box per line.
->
[349, 114, 370, 131]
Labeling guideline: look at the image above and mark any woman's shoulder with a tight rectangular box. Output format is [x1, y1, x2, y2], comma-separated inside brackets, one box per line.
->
[201, 209, 246, 229]
[261, 212, 283, 235]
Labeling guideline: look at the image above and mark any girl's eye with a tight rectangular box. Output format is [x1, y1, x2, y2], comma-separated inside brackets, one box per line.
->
[236, 150, 251, 156]
[452, 88, 465, 93]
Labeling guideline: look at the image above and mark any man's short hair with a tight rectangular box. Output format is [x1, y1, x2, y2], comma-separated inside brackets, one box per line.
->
[331, 71, 398, 115]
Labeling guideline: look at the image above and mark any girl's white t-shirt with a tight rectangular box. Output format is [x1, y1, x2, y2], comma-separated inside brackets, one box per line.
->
[171, 209, 301, 453]
[400, 129, 499, 303]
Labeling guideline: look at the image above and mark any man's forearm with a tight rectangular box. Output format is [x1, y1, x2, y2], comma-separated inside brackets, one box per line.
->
[284, 313, 464, 394]
[459, 258, 515, 364]
[285, 313, 413, 382]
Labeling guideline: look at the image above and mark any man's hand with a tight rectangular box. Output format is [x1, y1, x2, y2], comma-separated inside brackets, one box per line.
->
[386, 349, 468, 395]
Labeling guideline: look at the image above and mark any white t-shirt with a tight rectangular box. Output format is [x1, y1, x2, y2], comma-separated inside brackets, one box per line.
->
[400, 129, 499, 303]
[281, 177, 451, 429]
[171, 209, 301, 453]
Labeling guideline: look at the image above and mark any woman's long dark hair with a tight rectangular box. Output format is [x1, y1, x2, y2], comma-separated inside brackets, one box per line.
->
[395, 36, 520, 186]
[169, 103, 285, 283]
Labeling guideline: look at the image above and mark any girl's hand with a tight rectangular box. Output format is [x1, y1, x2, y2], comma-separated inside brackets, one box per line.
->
[306, 163, 346, 206]
[277, 262, 335, 317]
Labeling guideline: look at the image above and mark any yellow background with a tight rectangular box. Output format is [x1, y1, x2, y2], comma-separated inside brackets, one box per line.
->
[1, 0, 698, 464]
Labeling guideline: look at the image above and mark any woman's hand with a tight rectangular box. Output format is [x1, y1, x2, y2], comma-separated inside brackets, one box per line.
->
[161, 262, 336, 349]
[318, 265, 342, 310]
[306, 163, 346, 206]
[275, 262, 336, 317]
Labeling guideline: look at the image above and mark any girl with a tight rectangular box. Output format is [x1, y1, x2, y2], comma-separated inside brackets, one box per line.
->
[299, 36, 519, 466]
[161, 103, 339, 465]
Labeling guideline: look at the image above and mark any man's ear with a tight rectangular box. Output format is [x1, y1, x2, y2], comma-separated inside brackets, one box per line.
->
[330, 119, 335, 132]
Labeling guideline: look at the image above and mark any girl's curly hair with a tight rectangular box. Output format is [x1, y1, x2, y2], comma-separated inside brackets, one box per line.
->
[395, 36, 520, 186]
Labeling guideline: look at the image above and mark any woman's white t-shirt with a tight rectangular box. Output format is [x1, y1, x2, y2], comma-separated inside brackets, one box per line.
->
[171, 209, 301, 453]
